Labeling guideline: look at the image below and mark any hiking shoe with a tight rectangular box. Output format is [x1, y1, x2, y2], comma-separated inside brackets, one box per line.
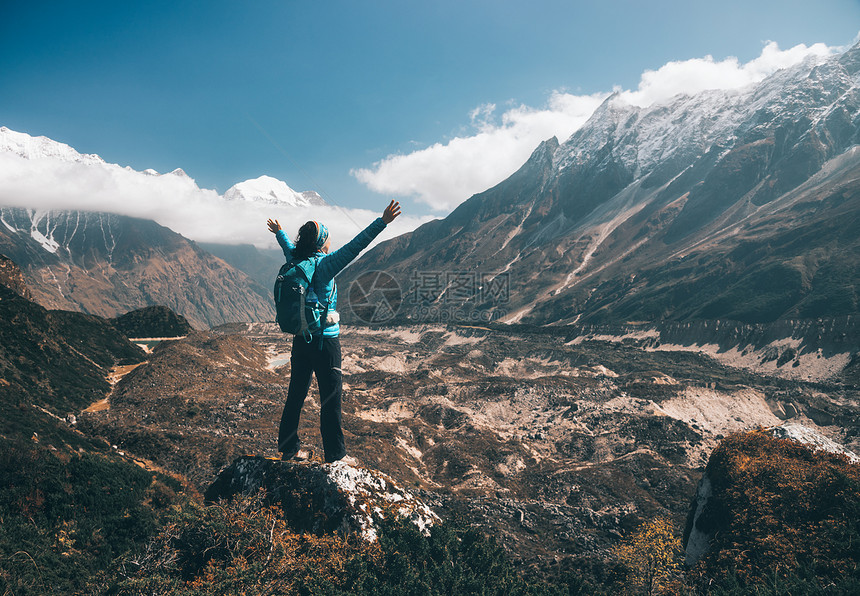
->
[280, 447, 312, 461]
[330, 455, 359, 466]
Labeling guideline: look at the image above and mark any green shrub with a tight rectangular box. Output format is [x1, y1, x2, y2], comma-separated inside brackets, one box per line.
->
[107, 493, 592, 595]
[0, 441, 179, 595]
[688, 566, 860, 595]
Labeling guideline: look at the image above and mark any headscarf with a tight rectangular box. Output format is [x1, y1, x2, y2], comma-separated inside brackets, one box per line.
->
[313, 221, 329, 249]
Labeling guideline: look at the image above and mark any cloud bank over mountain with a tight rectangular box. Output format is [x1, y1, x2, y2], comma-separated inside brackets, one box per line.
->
[0, 140, 431, 250]
[352, 41, 838, 213]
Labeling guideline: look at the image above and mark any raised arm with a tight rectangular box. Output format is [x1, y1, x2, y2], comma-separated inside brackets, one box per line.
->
[315, 201, 401, 281]
[267, 218, 295, 259]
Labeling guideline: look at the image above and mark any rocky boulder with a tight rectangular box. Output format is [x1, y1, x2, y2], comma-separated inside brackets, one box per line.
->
[205, 456, 438, 541]
[683, 424, 860, 583]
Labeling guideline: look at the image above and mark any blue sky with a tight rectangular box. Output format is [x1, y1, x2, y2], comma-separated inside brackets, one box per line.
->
[2, 0, 859, 224]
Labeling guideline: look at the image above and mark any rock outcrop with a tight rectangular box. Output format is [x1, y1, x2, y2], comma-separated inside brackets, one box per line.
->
[205, 456, 438, 541]
[0, 254, 32, 299]
[110, 305, 193, 338]
[683, 424, 860, 582]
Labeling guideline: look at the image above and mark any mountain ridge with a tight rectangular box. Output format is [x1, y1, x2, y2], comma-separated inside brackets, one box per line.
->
[339, 42, 860, 328]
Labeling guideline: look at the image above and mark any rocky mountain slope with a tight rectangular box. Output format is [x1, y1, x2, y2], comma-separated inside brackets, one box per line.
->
[0, 258, 145, 445]
[0, 263, 190, 595]
[3, 252, 855, 586]
[556, 316, 860, 385]
[340, 42, 860, 328]
[0, 253, 31, 299]
[0, 207, 274, 328]
[198, 241, 285, 288]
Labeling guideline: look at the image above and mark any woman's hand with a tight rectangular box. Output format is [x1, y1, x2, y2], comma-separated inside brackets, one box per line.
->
[382, 200, 401, 224]
[267, 219, 281, 234]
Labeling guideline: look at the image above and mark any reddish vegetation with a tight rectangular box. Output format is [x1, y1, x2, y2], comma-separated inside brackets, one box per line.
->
[693, 429, 860, 583]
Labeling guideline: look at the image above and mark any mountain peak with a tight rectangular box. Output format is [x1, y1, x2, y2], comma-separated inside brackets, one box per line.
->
[520, 136, 559, 171]
[224, 175, 327, 208]
[168, 168, 190, 178]
[340, 41, 860, 329]
[0, 127, 104, 165]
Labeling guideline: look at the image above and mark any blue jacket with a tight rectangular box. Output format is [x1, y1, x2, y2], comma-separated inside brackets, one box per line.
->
[276, 217, 387, 337]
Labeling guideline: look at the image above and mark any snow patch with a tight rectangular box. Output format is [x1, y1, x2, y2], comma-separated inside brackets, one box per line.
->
[31, 228, 59, 253]
[0, 213, 17, 233]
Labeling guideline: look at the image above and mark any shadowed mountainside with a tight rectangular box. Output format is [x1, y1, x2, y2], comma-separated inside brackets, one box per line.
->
[0, 208, 275, 328]
[0, 282, 145, 440]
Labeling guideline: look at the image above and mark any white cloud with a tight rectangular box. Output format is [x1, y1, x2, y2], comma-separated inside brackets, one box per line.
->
[353, 40, 838, 213]
[617, 41, 833, 107]
[352, 92, 607, 212]
[0, 153, 432, 251]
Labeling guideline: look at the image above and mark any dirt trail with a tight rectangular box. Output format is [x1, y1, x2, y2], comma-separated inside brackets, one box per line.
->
[84, 362, 145, 413]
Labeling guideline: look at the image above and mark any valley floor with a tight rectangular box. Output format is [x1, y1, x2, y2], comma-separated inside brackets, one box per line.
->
[78, 322, 860, 570]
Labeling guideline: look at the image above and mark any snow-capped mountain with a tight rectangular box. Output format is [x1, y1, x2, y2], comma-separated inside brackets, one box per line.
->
[224, 175, 326, 208]
[0, 126, 106, 166]
[340, 41, 860, 327]
[0, 126, 329, 326]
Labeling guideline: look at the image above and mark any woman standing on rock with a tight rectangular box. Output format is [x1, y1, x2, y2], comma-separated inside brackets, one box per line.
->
[266, 200, 401, 463]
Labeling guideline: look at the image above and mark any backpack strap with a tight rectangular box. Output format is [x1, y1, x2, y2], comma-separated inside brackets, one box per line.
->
[312, 256, 337, 350]
[292, 257, 318, 344]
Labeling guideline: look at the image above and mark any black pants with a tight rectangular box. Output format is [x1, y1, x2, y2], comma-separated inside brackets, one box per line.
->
[277, 334, 345, 462]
